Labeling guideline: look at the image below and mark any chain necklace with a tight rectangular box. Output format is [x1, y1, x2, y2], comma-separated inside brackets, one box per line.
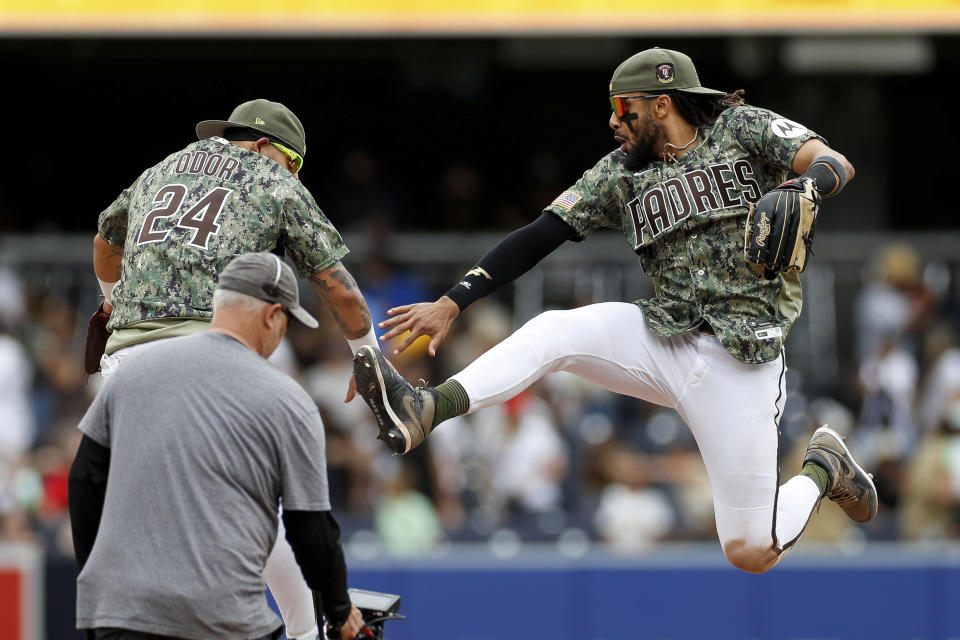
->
[662, 128, 700, 163]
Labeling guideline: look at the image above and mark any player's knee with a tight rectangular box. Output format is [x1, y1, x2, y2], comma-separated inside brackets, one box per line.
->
[722, 539, 780, 574]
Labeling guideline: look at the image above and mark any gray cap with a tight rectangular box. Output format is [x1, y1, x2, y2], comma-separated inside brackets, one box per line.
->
[217, 252, 319, 329]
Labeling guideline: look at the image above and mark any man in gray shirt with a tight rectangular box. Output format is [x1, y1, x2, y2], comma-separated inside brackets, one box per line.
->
[69, 252, 364, 640]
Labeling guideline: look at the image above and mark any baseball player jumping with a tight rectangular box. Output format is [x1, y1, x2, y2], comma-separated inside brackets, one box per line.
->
[88, 99, 380, 639]
[354, 48, 877, 573]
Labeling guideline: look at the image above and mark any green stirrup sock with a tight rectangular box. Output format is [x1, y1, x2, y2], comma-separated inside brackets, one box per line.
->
[432, 379, 470, 428]
[800, 461, 829, 498]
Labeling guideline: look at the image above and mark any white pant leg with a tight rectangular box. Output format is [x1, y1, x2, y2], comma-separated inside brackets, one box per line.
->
[452, 302, 689, 413]
[676, 335, 820, 573]
[264, 514, 318, 638]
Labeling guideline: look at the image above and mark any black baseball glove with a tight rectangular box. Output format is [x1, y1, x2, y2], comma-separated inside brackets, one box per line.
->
[84, 301, 111, 375]
[744, 176, 821, 280]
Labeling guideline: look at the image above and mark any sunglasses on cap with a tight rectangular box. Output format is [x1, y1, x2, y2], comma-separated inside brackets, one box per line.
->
[609, 94, 661, 118]
[271, 141, 304, 173]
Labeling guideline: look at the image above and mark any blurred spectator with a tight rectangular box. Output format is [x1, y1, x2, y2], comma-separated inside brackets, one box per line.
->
[475, 389, 568, 517]
[23, 295, 87, 441]
[855, 337, 919, 460]
[851, 243, 935, 464]
[854, 242, 936, 360]
[0, 265, 27, 328]
[28, 418, 82, 557]
[373, 462, 442, 556]
[593, 481, 675, 554]
[587, 431, 712, 551]
[899, 393, 960, 540]
[919, 339, 960, 434]
[0, 332, 35, 469]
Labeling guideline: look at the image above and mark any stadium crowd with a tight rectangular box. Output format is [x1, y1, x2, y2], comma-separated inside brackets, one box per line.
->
[2, 161, 959, 562]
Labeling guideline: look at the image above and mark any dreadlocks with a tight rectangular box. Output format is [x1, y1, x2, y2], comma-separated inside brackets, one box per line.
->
[667, 89, 748, 128]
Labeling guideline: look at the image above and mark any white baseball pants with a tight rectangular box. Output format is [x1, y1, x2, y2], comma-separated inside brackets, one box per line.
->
[100, 342, 318, 638]
[451, 302, 821, 572]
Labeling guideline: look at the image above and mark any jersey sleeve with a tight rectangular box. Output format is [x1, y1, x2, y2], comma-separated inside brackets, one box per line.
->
[543, 153, 624, 241]
[97, 181, 137, 247]
[280, 184, 350, 278]
[725, 106, 824, 174]
[277, 403, 332, 511]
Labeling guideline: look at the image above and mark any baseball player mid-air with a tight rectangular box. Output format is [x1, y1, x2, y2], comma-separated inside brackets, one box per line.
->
[88, 99, 380, 639]
[354, 47, 877, 573]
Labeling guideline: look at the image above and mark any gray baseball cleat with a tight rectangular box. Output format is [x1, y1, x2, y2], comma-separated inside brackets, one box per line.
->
[803, 426, 878, 522]
[353, 345, 437, 455]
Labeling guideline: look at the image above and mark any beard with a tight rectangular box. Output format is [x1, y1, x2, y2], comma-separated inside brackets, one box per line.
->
[622, 114, 661, 172]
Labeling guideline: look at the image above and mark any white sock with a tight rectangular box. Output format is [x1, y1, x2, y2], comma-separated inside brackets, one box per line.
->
[774, 475, 822, 548]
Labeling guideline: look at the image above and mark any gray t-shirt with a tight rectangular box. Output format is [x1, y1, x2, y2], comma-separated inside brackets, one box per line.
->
[76, 331, 330, 639]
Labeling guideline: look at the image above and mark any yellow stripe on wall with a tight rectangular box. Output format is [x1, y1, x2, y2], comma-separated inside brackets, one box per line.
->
[2, 0, 960, 32]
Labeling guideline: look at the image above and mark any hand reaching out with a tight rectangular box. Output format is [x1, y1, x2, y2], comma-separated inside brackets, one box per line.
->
[377, 296, 460, 357]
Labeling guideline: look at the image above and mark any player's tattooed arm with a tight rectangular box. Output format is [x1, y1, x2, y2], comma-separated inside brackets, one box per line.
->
[308, 262, 373, 339]
[93, 234, 124, 282]
[93, 234, 125, 312]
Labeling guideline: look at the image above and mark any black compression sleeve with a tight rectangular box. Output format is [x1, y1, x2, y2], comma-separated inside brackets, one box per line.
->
[282, 509, 352, 627]
[68, 435, 111, 570]
[444, 212, 578, 311]
[803, 155, 846, 197]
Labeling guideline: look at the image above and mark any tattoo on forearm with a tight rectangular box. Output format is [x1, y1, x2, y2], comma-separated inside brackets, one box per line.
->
[309, 267, 371, 338]
[308, 267, 357, 293]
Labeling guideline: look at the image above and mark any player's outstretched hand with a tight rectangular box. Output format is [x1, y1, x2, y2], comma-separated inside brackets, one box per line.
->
[378, 296, 460, 357]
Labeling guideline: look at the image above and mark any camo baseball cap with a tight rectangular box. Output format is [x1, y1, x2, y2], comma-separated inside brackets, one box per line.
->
[216, 252, 318, 328]
[609, 48, 725, 97]
[196, 99, 307, 158]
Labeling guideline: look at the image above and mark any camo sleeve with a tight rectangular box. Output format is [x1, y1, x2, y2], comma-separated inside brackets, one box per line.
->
[724, 106, 823, 175]
[280, 183, 349, 278]
[543, 152, 624, 241]
[97, 177, 140, 247]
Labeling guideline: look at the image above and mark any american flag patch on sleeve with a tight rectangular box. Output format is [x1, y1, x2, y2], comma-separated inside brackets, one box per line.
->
[551, 191, 582, 210]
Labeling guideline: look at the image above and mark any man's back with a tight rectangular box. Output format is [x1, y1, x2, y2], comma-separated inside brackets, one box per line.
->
[99, 137, 347, 332]
[76, 332, 330, 638]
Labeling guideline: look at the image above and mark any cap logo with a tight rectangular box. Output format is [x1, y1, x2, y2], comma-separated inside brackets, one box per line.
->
[254, 117, 266, 125]
[656, 63, 675, 84]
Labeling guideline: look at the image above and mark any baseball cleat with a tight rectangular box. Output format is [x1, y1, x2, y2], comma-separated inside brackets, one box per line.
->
[352, 346, 436, 455]
[804, 426, 878, 523]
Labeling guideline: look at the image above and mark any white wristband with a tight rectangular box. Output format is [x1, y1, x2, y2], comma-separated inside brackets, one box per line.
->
[346, 326, 379, 355]
[98, 278, 116, 304]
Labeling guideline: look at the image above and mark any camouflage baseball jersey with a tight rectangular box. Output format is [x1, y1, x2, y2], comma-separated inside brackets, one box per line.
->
[99, 137, 348, 336]
[546, 106, 822, 364]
